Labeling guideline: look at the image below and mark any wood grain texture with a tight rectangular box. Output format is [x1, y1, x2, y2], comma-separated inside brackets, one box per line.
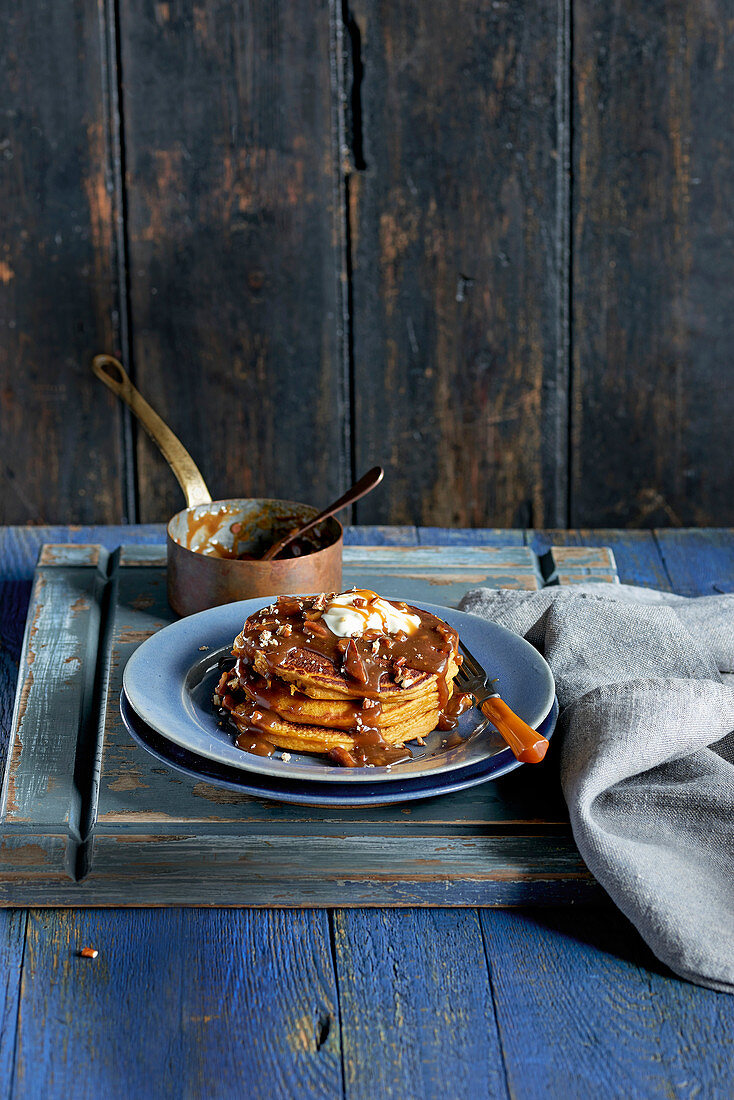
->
[1, 558, 109, 831]
[62, 834, 596, 908]
[13, 909, 342, 1099]
[0, 910, 26, 1084]
[417, 528, 524, 547]
[572, 1, 734, 527]
[348, 0, 566, 528]
[343, 526, 418, 546]
[334, 909, 509, 1099]
[0, 581, 32, 760]
[342, 544, 544, 601]
[655, 528, 734, 596]
[0, 526, 166, 582]
[481, 908, 734, 1100]
[118, 0, 349, 522]
[0, 1, 126, 525]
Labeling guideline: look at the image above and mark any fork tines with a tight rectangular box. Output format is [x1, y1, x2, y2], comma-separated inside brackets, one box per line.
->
[458, 640, 486, 680]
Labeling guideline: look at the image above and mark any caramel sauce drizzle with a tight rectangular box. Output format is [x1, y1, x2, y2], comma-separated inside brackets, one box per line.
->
[216, 593, 472, 767]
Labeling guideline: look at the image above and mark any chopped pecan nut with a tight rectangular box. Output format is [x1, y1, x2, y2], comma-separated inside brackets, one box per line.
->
[343, 638, 369, 684]
[304, 620, 329, 638]
[328, 746, 358, 768]
[276, 595, 302, 615]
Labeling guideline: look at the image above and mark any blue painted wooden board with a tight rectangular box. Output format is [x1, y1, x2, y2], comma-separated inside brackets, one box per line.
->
[0, 528, 733, 1100]
[334, 909, 508, 1098]
[0, 539, 618, 906]
[655, 528, 734, 595]
[480, 907, 734, 1099]
[14, 908, 342, 1099]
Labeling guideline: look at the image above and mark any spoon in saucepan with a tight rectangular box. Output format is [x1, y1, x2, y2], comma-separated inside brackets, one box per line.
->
[258, 466, 384, 560]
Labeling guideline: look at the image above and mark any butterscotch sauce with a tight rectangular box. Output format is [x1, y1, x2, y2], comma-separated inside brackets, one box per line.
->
[235, 731, 276, 756]
[235, 664, 384, 730]
[185, 507, 239, 557]
[184, 509, 326, 560]
[216, 592, 472, 767]
[437, 688, 473, 730]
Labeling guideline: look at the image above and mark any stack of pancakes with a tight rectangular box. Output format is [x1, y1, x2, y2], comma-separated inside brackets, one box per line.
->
[215, 592, 462, 765]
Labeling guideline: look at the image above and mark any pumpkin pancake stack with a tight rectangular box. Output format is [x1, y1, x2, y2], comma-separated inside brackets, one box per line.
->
[215, 590, 470, 767]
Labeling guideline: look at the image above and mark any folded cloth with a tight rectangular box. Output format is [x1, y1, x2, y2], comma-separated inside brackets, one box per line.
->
[459, 583, 734, 994]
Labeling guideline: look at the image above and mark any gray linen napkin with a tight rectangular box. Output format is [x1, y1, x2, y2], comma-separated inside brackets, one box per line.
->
[459, 583, 734, 994]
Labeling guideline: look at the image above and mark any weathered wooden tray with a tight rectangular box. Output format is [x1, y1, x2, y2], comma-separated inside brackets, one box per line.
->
[0, 543, 618, 906]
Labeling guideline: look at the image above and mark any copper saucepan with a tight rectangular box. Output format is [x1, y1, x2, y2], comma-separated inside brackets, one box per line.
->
[93, 355, 344, 616]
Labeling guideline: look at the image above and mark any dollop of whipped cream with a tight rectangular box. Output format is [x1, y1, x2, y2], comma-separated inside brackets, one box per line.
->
[322, 590, 421, 638]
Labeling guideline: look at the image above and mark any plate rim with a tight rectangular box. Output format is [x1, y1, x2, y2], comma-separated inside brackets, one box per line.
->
[120, 691, 559, 808]
[122, 596, 556, 784]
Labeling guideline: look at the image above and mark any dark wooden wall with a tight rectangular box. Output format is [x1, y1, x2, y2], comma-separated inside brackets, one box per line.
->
[1, 1, 732, 527]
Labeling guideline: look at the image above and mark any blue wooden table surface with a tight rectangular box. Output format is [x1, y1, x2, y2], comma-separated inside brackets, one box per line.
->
[0, 525, 732, 1099]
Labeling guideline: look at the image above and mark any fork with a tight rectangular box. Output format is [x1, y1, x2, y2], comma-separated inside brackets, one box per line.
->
[456, 641, 550, 763]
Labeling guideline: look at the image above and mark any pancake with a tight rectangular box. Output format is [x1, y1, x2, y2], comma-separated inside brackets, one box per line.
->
[215, 589, 472, 767]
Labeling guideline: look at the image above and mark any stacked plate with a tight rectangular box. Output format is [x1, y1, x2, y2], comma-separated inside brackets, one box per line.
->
[121, 599, 558, 808]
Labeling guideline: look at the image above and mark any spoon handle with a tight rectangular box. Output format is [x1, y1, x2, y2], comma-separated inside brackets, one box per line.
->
[262, 466, 384, 560]
[92, 354, 212, 508]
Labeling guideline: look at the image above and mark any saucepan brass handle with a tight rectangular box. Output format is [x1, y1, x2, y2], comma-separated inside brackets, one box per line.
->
[92, 354, 212, 509]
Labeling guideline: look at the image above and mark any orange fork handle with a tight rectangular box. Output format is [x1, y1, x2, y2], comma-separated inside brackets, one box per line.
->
[479, 696, 550, 764]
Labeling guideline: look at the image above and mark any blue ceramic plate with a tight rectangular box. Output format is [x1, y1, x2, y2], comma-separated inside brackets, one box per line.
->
[121, 691, 559, 807]
[122, 598, 555, 784]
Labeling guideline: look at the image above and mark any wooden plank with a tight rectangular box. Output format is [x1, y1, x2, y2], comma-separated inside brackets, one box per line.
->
[481, 908, 734, 1099]
[655, 528, 734, 596]
[0, 526, 166, 582]
[343, 545, 542, 600]
[334, 910, 509, 1099]
[0, 911, 26, 1085]
[418, 528, 525, 547]
[0, 581, 32, 762]
[118, 545, 167, 568]
[95, 741, 570, 830]
[118, 0, 349, 523]
[0, 832, 596, 908]
[1, 553, 111, 833]
[37, 545, 106, 569]
[0, 2, 126, 525]
[572, 2, 734, 527]
[344, 547, 534, 567]
[344, 526, 418, 546]
[13, 909, 342, 1099]
[349, 0, 567, 528]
